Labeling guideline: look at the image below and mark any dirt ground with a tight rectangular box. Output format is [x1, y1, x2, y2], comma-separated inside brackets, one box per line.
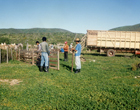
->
[0, 79, 22, 86]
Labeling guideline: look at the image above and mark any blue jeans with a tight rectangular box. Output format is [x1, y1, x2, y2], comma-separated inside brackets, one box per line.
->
[41, 52, 48, 67]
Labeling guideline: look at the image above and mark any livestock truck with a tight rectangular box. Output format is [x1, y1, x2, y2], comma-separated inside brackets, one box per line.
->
[86, 30, 140, 57]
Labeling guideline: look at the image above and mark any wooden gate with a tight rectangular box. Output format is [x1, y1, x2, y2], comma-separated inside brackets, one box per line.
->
[18, 49, 60, 70]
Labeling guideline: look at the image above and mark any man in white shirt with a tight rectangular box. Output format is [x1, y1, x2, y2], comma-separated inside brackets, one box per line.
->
[36, 41, 41, 51]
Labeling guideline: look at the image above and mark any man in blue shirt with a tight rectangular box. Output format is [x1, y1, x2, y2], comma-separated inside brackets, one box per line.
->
[71, 38, 81, 73]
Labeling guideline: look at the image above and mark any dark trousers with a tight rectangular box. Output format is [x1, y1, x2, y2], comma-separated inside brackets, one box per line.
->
[64, 52, 68, 61]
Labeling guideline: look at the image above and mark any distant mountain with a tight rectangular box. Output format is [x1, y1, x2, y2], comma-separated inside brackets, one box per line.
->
[0, 28, 72, 34]
[110, 23, 140, 31]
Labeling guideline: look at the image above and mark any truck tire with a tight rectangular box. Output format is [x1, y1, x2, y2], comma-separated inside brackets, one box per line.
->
[107, 49, 115, 57]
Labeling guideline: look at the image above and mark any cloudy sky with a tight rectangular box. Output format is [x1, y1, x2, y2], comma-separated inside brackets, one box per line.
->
[0, 0, 140, 33]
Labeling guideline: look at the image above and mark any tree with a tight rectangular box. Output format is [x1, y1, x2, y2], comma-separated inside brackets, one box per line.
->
[0, 37, 10, 44]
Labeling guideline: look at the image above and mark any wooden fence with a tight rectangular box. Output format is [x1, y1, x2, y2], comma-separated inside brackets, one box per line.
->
[48, 49, 59, 70]
[0, 47, 15, 64]
[17, 49, 60, 70]
[0, 46, 60, 70]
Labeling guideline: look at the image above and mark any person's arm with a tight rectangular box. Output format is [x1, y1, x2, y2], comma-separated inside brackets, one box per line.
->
[71, 47, 77, 52]
[46, 44, 49, 55]
[72, 44, 79, 52]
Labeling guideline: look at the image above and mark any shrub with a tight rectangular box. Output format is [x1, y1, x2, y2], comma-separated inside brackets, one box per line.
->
[131, 62, 140, 71]
[0, 37, 10, 44]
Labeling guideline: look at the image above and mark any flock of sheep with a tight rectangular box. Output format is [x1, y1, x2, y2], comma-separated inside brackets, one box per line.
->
[0, 43, 23, 50]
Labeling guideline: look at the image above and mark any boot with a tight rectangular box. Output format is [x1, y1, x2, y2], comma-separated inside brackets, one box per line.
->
[44, 66, 48, 72]
[40, 66, 43, 72]
[75, 69, 79, 73]
[78, 69, 81, 72]
[47, 66, 49, 72]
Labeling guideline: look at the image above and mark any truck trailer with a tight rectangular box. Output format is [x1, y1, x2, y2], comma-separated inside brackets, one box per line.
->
[86, 30, 140, 57]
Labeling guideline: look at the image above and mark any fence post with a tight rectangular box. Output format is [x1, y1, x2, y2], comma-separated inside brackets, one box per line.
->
[71, 51, 74, 72]
[7, 47, 8, 63]
[57, 50, 59, 70]
[16, 50, 17, 60]
[32, 49, 34, 65]
[18, 48, 20, 61]
[0, 48, 1, 64]
[11, 48, 13, 60]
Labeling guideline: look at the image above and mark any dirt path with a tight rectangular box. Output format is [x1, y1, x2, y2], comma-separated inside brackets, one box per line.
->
[0, 79, 22, 85]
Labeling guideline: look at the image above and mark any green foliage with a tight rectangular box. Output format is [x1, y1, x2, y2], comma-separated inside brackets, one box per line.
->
[0, 53, 140, 109]
[0, 32, 84, 46]
[132, 62, 140, 71]
[110, 23, 140, 31]
[132, 64, 137, 71]
[0, 37, 10, 44]
[0, 28, 72, 34]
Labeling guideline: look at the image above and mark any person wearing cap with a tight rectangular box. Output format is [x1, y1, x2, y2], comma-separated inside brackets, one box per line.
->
[63, 41, 69, 61]
[40, 37, 49, 72]
[71, 38, 81, 73]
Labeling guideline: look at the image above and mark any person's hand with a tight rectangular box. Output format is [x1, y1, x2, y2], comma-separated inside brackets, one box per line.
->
[71, 48, 74, 51]
[71, 48, 75, 52]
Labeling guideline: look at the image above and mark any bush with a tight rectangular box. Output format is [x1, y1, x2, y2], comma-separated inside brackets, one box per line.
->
[0, 37, 10, 44]
[132, 62, 140, 71]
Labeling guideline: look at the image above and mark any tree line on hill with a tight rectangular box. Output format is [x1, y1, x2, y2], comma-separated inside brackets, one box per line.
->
[0, 28, 71, 34]
[0, 32, 84, 47]
[110, 23, 140, 31]
[0, 23, 140, 46]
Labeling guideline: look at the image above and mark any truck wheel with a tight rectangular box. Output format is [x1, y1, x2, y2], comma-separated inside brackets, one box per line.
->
[107, 49, 115, 57]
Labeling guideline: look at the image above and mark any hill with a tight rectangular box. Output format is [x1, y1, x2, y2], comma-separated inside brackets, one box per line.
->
[110, 23, 140, 31]
[0, 28, 72, 34]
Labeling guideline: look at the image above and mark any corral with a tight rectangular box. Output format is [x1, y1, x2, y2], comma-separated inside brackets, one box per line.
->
[0, 45, 60, 70]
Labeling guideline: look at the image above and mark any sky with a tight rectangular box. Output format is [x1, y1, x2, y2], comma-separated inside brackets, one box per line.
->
[0, 0, 140, 33]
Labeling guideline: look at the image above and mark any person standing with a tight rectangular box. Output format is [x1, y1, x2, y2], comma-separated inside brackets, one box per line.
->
[40, 37, 49, 72]
[69, 43, 73, 52]
[63, 41, 69, 61]
[71, 38, 81, 73]
[35, 41, 41, 67]
[36, 41, 41, 51]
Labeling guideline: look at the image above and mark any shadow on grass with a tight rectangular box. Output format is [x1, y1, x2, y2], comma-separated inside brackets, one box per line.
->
[60, 64, 76, 72]
[81, 53, 134, 58]
[59, 58, 64, 61]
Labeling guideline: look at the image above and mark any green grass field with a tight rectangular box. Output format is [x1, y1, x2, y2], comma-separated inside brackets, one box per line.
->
[0, 52, 140, 110]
